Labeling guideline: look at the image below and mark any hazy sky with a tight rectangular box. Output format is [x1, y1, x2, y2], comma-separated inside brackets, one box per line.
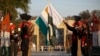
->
[28, 0, 100, 17]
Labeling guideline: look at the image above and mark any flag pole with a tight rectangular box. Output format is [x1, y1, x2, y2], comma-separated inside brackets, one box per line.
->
[47, 0, 51, 3]
[47, 0, 51, 4]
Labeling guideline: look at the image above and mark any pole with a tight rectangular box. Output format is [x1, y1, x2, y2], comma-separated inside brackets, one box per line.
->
[77, 38, 82, 56]
[47, 0, 51, 3]
[64, 25, 67, 52]
[37, 24, 39, 51]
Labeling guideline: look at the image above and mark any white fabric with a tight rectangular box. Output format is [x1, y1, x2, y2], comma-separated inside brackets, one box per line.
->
[0, 17, 3, 21]
[40, 3, 63, 28]
[0, 31, 10, 47]
[55, 29, 59, 38]
[92, 32, 98, 46]
[18, 28, 21, 31]
[48, 24, 53, 36]
[31, 43, 36, 52]
[10, 22, 13, 25]
[47, 30, 50, 42]
[12, 30, 14, 33]
[98, 31, 100, 46]
[48, 3, 63, 27]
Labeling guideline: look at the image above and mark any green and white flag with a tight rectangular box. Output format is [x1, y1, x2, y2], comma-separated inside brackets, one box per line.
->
[35, 3, 63, 45]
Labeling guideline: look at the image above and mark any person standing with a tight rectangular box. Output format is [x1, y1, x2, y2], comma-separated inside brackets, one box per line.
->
[18, 13, 33, 56]
[81, 27, 88, 56]
[81, 20, 90, 56]
[0, 13, 10, 56]
[9, 22, 19, 56]
[63, 16, 82, 56]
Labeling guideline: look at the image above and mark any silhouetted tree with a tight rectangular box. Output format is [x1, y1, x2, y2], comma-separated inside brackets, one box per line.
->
[0, 0, 31, 20]
[79, 10, 91, 20]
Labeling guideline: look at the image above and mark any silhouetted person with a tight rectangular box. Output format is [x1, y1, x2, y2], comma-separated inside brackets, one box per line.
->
[63, 16, 82, 56]
[81, 21, 90, 56]
[18, 13, 32, 56]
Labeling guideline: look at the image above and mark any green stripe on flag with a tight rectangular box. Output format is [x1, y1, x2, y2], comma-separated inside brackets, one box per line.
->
[35, 16, 48, 36]
[35, 16, 49, 45]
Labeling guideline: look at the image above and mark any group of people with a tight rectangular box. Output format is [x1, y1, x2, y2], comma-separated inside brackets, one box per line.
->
[0, 13, 34, 56]
[0, 12, 91, 56]
[63, 16, 91, 56]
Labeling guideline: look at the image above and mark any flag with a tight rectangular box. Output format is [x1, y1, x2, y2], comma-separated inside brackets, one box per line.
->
[1, 13, 10, 31]
[2, 13, 10, 25]
[35, 16, 48, 36]
[35, 3, 63, 45]
[35, 16, 49, 45]
[41, 3, 63, 27]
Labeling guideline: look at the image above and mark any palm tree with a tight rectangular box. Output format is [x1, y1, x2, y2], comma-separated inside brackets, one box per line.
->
[0, 0, 31, 21]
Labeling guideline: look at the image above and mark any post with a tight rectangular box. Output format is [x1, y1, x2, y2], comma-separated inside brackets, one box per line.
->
[64, 26, 67, 52]
[37, 24, 39, 51]
[77, 38, 82, 56]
